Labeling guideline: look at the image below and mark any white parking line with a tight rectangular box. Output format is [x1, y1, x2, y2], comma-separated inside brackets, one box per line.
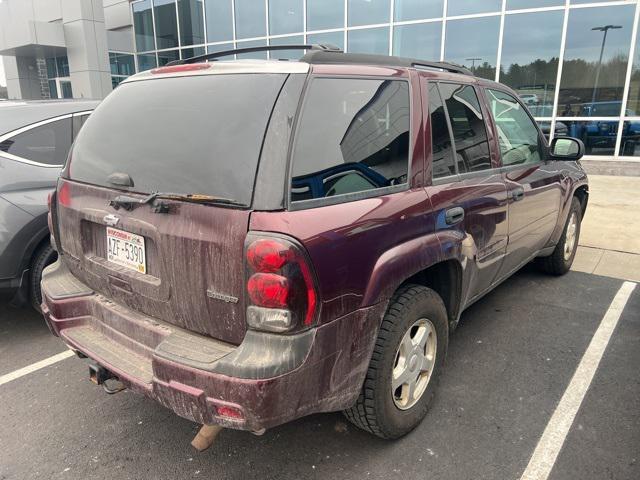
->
[0, 350, 75, 387]
[520, 280, 637, 480]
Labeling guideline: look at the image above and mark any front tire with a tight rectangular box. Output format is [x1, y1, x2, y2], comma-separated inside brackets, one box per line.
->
[29, 243, 57, 311]
[537, 196, 582, 276]
[343, 284, 448, 439]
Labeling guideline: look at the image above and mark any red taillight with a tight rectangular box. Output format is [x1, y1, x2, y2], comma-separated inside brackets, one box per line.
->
[216, 405, 243, 419]
[245, 234, 318, 333]
[247, 239, 292, 272]
[247, 273, 289, 308]
[58, 181, 71, 207]
[150, 63, 210, 74]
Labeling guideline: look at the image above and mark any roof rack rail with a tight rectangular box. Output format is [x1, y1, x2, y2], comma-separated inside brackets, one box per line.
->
[411, 61, 473, 76]
[167, 44, 343, 66]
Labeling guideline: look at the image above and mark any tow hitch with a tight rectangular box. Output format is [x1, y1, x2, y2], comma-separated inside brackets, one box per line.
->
[89, 364, 125, 394]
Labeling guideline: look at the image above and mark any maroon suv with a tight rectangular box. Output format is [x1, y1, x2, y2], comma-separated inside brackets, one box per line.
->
[42, 45, 588, 440]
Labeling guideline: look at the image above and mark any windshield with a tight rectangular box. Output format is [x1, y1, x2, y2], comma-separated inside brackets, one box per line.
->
[68, 73, 288, 206]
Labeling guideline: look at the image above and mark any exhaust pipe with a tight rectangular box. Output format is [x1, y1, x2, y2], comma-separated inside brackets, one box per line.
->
[89, 364, 125, 394]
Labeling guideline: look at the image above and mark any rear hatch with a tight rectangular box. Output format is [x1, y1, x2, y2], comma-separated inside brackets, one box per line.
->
[55, 70, 291, 344]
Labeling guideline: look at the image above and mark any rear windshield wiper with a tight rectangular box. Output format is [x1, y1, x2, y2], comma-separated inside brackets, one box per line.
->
[109, 192, 245, 212]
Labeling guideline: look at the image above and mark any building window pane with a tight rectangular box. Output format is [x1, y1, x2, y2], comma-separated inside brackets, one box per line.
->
[445, 16, 500, 80]
[269, 0, 303, 35]
[133, 0, 155, 52]
[154, 0, 179, 49]
[48, 80, 58, 99]
[625, 19, 640, 115]
[158, 49, 180, 65]
[137, 53, 158, 71]
[236, 39, 267, 59]
[562, 120, 618, 155]
[307, 0, 343, 31]
[393, 22, 441, 60]
[205, 0, 233, 42]
[500, 10, 563, 118]
[395, 0, 443, 22]
[348, 27, 389, 55]
[619, 121, 640, 156]
[571, 0, 620, 4]
[60, 82, 73, 99]
[447, 0, 500, 16]
[112, 76, 126, 89]
[438, 83, 491, 173]
[348, 0, 390, 27]
[506, 0, 562, 9]
[178, 0, 205, 46]
[56, 56, 70, 77]
[558, 5, 634, 117]
[46, 58, 57, 78]
[291, 78, 410, 202]
[0, 118, 72, 165]
[109, 52, 136, 76]
[269, 35, 304, 60]
[182, 46, 206, 59]
[307, 31, 344, 50]
[235, 0, 266, 39]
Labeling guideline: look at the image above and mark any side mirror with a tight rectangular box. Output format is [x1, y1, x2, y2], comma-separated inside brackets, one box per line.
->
[549, 137, 585, 161]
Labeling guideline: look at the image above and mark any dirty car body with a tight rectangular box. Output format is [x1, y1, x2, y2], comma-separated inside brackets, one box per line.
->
[42, 51, 588, 436]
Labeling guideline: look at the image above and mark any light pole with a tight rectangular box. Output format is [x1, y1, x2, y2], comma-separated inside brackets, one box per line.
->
[465, 57, 482, 73]
[590, 24, 622, 109]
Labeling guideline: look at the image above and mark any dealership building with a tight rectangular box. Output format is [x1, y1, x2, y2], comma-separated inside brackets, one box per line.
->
[1, 0, 640, 159]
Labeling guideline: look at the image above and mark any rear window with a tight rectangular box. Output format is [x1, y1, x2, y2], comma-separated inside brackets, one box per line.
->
[290, 78, 410, 203]
[69, 73, 288, 206]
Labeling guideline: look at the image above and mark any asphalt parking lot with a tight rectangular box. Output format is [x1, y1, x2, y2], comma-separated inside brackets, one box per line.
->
[1, 266, 638, 480]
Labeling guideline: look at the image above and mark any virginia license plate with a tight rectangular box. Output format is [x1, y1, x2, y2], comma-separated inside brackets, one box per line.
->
[106, 227, 146, 274]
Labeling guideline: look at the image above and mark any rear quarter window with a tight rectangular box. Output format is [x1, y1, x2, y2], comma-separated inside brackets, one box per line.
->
[0, 117, 72, 166]
[290, 77, 411, 205]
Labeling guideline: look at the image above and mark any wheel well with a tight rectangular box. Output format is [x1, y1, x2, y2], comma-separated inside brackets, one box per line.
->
[573, 185, 589, 217]
[402, 260, 462, 329]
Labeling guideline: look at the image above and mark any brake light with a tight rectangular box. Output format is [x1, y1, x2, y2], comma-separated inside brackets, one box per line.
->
[245, 233, 319, 333]
[150, 63, 210, 74]
[216, 405, 243, 419]
[58, 181, 71, 207]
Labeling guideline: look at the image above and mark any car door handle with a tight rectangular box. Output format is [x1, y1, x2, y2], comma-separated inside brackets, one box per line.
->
[510, 187, 525, 201]
[445, 207, 465, 225]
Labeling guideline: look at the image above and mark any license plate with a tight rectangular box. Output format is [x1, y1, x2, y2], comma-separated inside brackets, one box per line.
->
[106, 227, 146, 274]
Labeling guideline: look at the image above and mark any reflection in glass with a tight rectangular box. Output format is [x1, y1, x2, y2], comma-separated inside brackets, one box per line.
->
[626, 20, 640, 115]
[395, 0, 443, 21]
[157, 49, 180, 65]
[561, 120, 618, 155]
[236, 39, 267, 59]
[57, 57, 70, 77]
[269, 36, 304, 60]
[428, 83, 455, 178]
[393, 22, 441, 60]
[348, 0, 390, 27]
[154, 0, 179, 49]
[538, 120, 569, 141]
[619, 121, 640, 156]
[500, 10, 563, 118]
[178, 0, 205, 46]
[447, 0, 500, 16]
[269, 0, 303, 35]
[235, 0, 266, 39]
[348, 27, 390, 55]
[291, 78, 410, 202]
[506, 0, 562, 9]
[307, 0, 344, 31]
[438, 83, 491, 173]
[558, 5, 634, 117]
[133, 0, 155, 52]
[205, 0, 233, 42]
[445, 16, 500, 80]
[137, 53, 158, 71]
[307, 31, 344, 50]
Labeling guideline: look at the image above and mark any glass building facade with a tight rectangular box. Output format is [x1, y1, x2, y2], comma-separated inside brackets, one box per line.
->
[130, 0, 640, 159]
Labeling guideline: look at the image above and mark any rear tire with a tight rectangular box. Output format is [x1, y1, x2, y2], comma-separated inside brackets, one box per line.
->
[536, 196, 582, 276]
[343, 284, 448, 439]
[29, 243, 57, 311]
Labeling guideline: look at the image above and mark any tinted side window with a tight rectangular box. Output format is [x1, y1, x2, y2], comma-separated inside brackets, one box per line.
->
[291, 78, 410, 202]
[487, 89, 541, 166]
[0, 117, 72, 165]
[438, 83, 491, 173]
[428, 82, 456, 178]
[72, 113, 91, 139]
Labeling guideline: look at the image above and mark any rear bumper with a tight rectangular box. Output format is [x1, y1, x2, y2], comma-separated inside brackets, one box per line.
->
[41, 259, 383, 432]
